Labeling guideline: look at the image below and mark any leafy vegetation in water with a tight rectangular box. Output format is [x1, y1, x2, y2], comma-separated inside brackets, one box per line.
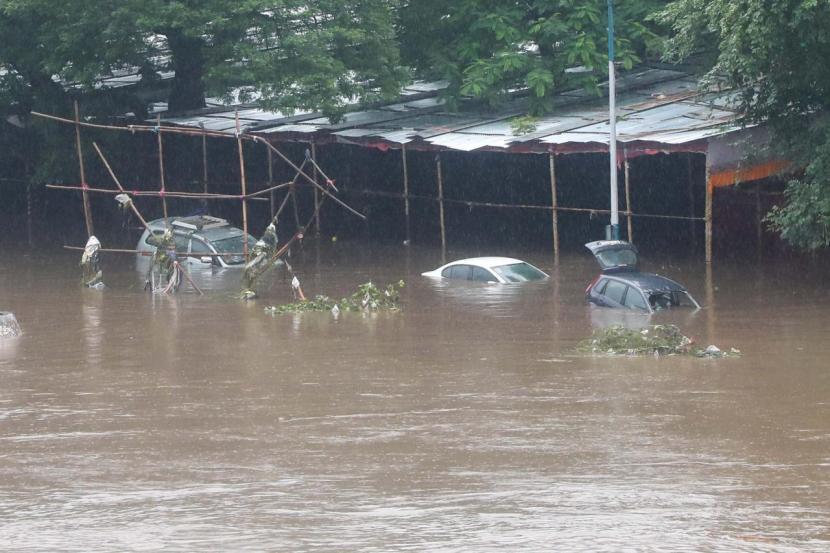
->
[576, 325, 741, 358]
[265, 281, 404, 315]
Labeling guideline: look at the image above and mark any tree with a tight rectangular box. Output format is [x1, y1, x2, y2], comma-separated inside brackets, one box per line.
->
[659, 0, 830, 250]
[0, 0, 407, 117]
[398, 0, 664, 114]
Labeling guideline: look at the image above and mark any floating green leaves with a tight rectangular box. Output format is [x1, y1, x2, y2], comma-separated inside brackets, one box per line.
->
[576, 324, 741, 358]
[265, 281, 405, 315]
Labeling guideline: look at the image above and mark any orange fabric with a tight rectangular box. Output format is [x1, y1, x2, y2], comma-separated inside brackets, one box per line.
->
[708, 159, 790, 189]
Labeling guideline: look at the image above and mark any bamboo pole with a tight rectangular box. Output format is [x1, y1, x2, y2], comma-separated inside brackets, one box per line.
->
[201, 123, 208, 194]
[64, 245, 247, 257]
[267, 148, 274, 219]
[46, 183, 268, 200]
[156, 114, 169, 224]
[402, 143, 411, 244]
[335, 188, 706, 221]
[624, 150, 633, 242]
[254, 138, 365, 220]
[74, 101, 94, 236]
[311, 141, 320, 235]
[687, 155, 697, 254]
[235, 111, 249, 260]
[705, 165, 713, 263]
[756, 187, 763, 259]
[436, 154, 446, 260]
[549, 151, 559, 261]
[92, 142, 152, 233]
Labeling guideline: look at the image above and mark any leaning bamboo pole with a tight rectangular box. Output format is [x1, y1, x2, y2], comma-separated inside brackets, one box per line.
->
[267, 148, 275, 218]
[74, 101, 94, 237]
[311, 141, 320, 235]
[436, 154, 446, 259]
[549, 151, 559, 260]
[92, 142, 152, 233]
[252, 137, 365, 220]
[235, 112, 249, 260]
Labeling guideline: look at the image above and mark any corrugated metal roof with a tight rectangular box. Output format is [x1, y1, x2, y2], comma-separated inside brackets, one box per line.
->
[157, 70, 744, 152]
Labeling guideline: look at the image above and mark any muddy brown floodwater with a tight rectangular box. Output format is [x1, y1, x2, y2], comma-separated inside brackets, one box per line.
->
[1, 242, 829, 552]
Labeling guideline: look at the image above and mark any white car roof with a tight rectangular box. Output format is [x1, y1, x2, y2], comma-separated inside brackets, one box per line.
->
[442, 257, 524, 269]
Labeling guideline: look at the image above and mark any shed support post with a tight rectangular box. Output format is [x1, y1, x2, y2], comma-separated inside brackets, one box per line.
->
[201, 124, 208, 194]
[624, 150, 633, 242]
[74, 101, 94, 237]
[235, 111, 249, 260]
[705, 166, 713, 263]
[436, 153, 446, 261]
[402, 143, 411, 244]
[549, 152, 559, 261]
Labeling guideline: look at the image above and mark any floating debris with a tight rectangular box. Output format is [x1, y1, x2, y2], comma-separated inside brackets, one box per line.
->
[0, 312, 21, 338]
[576, 325, 741, 358]
[80, 235, 104, 288]
[265, 281, 404, 315]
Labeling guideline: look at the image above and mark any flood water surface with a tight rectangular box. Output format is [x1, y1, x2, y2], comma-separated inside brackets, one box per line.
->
[1, 244, 829, 551]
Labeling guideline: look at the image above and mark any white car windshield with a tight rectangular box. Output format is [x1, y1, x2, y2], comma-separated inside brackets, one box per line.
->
[492, 263, 547, 282]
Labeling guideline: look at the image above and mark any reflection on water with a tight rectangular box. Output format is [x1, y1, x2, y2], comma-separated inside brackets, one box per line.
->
[1, 242, 829, 551]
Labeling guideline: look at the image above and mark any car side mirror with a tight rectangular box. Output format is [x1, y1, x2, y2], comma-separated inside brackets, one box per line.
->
[200, 256, 213, 264]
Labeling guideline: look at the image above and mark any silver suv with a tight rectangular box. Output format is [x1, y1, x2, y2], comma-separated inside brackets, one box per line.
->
[136, 215, 257, 268]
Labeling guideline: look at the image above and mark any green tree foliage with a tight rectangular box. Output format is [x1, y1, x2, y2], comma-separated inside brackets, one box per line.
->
[398, 0, 663, 114]
[659, 0, 830, 250]
[0, 0, 407, 117]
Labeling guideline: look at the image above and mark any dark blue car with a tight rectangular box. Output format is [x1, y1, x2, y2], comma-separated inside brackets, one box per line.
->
[584, 240, 700, 314]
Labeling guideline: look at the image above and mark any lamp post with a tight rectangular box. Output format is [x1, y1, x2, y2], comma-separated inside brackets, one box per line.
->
[607, 0, 620, 240]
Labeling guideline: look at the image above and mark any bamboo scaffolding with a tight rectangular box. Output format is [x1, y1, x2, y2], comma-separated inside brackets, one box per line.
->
[74, 101, 94, 236]
[252, 138, 365, 220]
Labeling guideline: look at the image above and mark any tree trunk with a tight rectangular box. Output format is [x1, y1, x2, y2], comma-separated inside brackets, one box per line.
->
[165, 29, 206, 112]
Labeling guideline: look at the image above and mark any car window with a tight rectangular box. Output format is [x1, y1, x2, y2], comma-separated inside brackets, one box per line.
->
[191, 239, 211, 254]
[491, 262, 547, 282]
[603, 279, 627, 304]
[595, 278, 609, 294]
[442, 265, 472, 280]
[471, 267, 495, 282]
[623, 287, 648, 311]
[596, 248, 637, 269]
[173, 234, 189, 252]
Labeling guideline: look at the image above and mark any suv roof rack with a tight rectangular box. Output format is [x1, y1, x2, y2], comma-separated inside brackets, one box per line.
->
[171, 215, 229, 231]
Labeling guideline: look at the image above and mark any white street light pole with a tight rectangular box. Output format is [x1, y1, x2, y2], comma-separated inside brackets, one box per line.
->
[607, 0, 620, 240]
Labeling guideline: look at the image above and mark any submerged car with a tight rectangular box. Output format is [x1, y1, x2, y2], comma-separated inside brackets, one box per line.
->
[584, 240, 700, 313]
[136, 215, 257, 268]
[422, 257, 549, 283]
